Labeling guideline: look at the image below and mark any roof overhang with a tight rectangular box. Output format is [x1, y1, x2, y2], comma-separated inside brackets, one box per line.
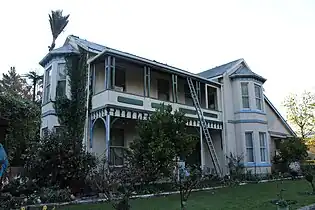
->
[230, 74, 267, 83]
[264, 95, 297, 137]
[88, 48, 222, 87]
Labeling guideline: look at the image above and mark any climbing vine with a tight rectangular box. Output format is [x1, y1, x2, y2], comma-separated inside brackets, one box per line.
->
[54, 48, 87, 145]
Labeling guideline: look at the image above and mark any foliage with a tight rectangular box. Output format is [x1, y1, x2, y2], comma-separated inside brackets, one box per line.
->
[24, 71, 43, 102]
[88, 156, 145, 210]
[0, 175, 72, 209]
[0, 67, 32, 100]
[48, 10, 70, 51]
[54, 49, 87, 145]
[0, 92, 40, 166]
[226, 153, 245, 184]
[273, 137, 308, 164]
[129, 104, 198, 182]
[283, 91, 315, 139]
[172, 163, 204, 210]
[24, 131, 96, 190]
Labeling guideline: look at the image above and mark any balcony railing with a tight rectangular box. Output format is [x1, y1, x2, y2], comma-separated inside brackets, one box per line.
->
[92, 90, 222, 121]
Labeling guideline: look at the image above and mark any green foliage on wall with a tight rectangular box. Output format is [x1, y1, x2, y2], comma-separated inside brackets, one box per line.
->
[0, 92, 40, 166]
[54, 48, 87, 144]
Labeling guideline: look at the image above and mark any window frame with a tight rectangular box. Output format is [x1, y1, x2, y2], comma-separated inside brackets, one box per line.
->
[245, 131, 254, 163]
[109, 128, 125, 166]
[41, 127, 49, 137]
[241, 82, 250, 109]
[254, 84, 263, 111]
[259, 132, 268, 162]
[44, 66, 52, 103]
[57, 63, 67, 97]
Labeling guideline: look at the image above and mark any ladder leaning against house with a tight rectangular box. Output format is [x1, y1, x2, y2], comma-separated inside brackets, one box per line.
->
[186, 77, 223, 177]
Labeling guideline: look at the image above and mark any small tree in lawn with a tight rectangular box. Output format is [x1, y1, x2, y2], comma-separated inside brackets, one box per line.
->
[88, 154, 145, 210]
[129, 104, 198, 183]
[173, 163, 204, 210]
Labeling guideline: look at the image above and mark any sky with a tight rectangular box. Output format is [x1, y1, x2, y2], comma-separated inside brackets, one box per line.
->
[1, 0, 315, 117]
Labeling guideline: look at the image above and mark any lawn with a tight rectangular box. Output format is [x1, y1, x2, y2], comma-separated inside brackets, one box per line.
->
[57, 179, 315, 210]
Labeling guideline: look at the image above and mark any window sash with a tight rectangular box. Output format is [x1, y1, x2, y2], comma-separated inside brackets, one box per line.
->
[241, 83, 250, 108]
[255, 85, 262, 110]
[259, 132, 267, 162]
[44, 84, 50, 102]
[57, 63, 66, 80]
[245, 132, 254, 162]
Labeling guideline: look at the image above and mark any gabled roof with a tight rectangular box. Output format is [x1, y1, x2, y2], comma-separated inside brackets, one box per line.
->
[39, 44, 79, 67]
[197, 59, 242, 79]
[264, 95, 296, 137]
[197, 58, 266, 83]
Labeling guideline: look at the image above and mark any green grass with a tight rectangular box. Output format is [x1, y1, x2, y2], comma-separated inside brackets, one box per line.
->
[56, 180, 315, 210]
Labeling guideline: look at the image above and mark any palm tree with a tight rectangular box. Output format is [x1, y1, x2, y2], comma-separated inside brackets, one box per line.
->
[48, 10, 70, 51]
[24, 71, 43, 102]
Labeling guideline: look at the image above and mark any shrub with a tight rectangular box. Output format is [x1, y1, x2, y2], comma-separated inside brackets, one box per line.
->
[24, 131, 96, 191]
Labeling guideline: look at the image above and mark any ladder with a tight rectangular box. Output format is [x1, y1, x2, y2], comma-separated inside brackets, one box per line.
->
[186, 77, 223, 177]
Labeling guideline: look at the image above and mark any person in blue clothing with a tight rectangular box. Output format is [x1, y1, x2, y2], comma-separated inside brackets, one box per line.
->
[0, 143, 8, 179]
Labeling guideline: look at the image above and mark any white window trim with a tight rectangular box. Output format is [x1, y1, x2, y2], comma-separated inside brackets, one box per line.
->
[254, 83, 263, 111]
[241, 82, 250, 109]
[259, 132, 268, 163]
[245, 131, 255, 163]
[43, 66, 52, 103]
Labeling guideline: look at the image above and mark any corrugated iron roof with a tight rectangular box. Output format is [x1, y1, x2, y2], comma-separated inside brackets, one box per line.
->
[197, 59, 242, 79]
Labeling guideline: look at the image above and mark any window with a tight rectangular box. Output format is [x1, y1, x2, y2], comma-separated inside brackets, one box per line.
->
[241, 82, 250, 108]
[245, 132, 254, 162]
[114, 67, 126, 91]
[42, 127, 48, 137]
[184, 84, 194, 106]
[56, 63, 66, 97]
[110, 128, 125, 166]
[255, 84, 263, 110]
[259, 132, 267, 162]
[44, 67, 52, 103]
[157, 79, 170, 101]
[207, 86, 217, 110]
[53, 126, 63, 134]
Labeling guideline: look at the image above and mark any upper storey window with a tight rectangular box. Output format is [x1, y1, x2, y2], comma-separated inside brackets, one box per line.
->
[43, 66, 52, 103]
[56, 63, 66, 97]
[255, 84, 263, 110]
[241, 82, 249, 108]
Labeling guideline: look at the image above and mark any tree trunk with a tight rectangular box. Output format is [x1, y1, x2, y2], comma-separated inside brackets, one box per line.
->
[32, 81, 36, 102]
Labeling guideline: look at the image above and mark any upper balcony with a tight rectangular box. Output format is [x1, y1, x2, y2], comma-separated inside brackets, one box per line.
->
[90, 53, 223, 122]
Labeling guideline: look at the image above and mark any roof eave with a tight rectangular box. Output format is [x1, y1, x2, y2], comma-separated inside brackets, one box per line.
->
[89, 49, 222, 87]
[39, 51, 80, 67]
[230, 74, 267, 83]
[264, 95, 297, 137]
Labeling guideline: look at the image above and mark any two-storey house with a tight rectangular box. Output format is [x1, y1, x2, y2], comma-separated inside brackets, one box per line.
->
[39, 35, 295, 175]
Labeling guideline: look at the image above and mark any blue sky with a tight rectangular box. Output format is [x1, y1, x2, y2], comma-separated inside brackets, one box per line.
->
[1, 0, 315, 116]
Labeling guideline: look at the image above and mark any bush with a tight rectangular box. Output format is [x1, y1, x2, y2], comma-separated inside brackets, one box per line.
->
[0, 92, 41, 166]
[24, 131, 96, 191]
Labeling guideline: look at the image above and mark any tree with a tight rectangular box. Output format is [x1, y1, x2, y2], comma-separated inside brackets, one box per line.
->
[0, 67, 32, 100]
[48, 10, 70, 51]
[0, 92, 40, 166]
[89, 156, 144, 210]
[274, 137, 308, 164]
[24, 71, 43, 102]
[283, 91, 315, 139]
[129, 104, 198, 182]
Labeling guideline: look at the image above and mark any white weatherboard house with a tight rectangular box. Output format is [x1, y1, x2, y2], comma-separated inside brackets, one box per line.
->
[40, 35, 295, 175]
